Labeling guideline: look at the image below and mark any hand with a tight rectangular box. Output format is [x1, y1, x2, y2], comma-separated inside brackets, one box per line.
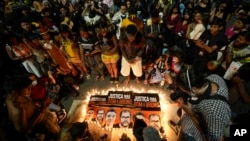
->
[128, 58, 135, 64]
[167, 25, 173, 29]
[135, 56, 142, 61]
[148, 32, 155, 38]
[194, 40, 204, 48]
[43, 98, 52, 108]
[231, 75, 244, 84]
[102, 51, 110, 55]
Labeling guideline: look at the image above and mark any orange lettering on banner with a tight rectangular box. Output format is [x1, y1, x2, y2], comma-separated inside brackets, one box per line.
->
[118, 99, 132, 105]
[146, 102, 159, 108]
[134, 101, 145, 107]
[107, 99, 118, 104]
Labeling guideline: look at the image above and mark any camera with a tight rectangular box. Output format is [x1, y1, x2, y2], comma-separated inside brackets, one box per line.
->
[162, 54, 167, 61]
[150, 68, 157, 76]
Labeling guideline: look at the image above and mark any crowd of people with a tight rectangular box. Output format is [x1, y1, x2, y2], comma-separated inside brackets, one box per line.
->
[1, 0, 250, 140]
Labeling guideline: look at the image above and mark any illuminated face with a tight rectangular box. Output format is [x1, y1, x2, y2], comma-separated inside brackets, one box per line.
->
[120, 5, 127, 14]
[126, 33, 136, 42]
[44, 11, 50, 17]
[210, 25, 220, 36]
[184, 12, 190, 20]
[42, 33, 50, 40]
[172, 8, 178, 14]
[149, 115, 161, 131]
[20, 84, 33, 98]
[120, 111, 130, 128]
[126, 1, 131, 8]
[60, 7, 67, 15]
[80, 31, 89, 39]
[194, 13, 201, 22]
[86, 110, 94, 121]
[21, 22, 31, 32]
[105, 111, 116, 126]
[219, 3, 227, 11]
[234, 35, 247, 48]
[61, 31, 69, 37]
[96, 110, 105, 121]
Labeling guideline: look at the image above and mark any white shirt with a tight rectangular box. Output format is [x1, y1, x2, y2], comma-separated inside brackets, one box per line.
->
[189, 23, 205, 40]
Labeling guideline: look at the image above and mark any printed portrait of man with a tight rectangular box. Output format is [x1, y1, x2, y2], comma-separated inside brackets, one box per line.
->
[92, 109, 105, 126]
[103, 108, 116, 130]
[85, 108, 95, 122]
[114, 110, 133, 128]
[148, 113, 161, 132]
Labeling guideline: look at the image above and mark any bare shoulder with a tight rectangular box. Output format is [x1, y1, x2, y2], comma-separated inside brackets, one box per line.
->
[5, 96, 21, 121]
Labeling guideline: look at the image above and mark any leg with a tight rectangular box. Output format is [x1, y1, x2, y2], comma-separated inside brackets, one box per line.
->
[111, 62, 119, 83]
[105, 63, 114, 78]
[120, 56, 131, 85]
[96, 63, 105, 81]
[123, 75, 130, 85]
[131, 59, 143, 84]
[89, 65, 99, 80]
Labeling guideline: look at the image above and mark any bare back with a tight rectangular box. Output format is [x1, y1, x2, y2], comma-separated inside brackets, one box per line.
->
[6, 95, 42, 132]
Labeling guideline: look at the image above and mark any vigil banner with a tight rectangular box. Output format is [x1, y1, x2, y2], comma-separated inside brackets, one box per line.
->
[86, 91, 161, 129]
[107, 91, 133, 107]
[133, 93, 160, 110]
[83, 90, 166, 141]
[85, 106, 162, 129]
[88, 95, 108, 106]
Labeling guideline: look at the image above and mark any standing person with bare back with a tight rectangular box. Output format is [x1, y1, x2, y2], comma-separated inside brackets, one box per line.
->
[4, 75, 60, 140]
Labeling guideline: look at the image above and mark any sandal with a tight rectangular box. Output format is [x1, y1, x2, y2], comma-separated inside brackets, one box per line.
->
[110, 77, 114, 83]
[114, 77, 119, 83]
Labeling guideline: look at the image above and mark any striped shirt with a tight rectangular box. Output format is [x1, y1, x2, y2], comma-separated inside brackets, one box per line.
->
[192, 74, 231, 140]
[180, 114, 203, 141]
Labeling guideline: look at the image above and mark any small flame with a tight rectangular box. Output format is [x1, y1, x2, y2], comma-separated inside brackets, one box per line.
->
[69, 85, 178, 140]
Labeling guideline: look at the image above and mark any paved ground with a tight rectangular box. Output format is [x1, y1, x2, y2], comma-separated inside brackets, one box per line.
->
[60, 75, 179, 141]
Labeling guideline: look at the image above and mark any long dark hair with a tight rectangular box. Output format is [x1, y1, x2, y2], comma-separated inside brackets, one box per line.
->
[169, 4, 181, 15]
[176, 65, 207, 92]
[4, 75, 32, 94]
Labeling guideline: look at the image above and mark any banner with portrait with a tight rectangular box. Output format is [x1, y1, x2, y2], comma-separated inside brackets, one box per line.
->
[85, 91, 161, 130]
